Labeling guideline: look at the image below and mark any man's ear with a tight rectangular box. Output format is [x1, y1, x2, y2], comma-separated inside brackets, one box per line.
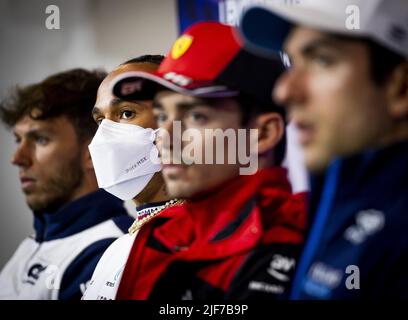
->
[254, 112, 285, 154]
[387, 61, 408, 119]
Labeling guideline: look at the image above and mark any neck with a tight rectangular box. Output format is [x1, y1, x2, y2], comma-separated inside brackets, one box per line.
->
[132, 172, 170, 207]
[67, 171, 99, 205]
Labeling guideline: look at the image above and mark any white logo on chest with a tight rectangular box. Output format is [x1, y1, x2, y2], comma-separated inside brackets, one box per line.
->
[267, 254, 295, 282]
[344, 209, 385, 245]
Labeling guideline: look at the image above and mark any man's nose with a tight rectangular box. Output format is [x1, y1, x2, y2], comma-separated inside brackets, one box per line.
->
[11, 142, 32, 168]
[273, 69, 306, 109]
[158, 118, 185, 149]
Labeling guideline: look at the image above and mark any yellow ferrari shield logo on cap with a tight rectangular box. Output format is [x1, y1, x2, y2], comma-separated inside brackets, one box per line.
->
[171, 35, 193, 59]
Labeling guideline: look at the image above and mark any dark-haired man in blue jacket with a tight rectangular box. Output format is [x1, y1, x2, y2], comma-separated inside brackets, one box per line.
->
[239, 0, 408, 299]
[0, 69, 133, 299]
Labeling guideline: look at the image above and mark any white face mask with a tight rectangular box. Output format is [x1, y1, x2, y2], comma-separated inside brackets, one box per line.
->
[88, 119, 161, 200]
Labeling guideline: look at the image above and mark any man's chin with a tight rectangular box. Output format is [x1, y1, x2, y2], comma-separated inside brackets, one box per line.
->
[304, 151, 333, 174]
[25, 195, 61, 213]
[26, 202, 45, 213]
[26, 198, 46, 212]
[166, 181, 195, 199]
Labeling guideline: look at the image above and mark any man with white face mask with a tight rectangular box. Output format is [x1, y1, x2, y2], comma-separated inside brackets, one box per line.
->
[108, 22, 306, 300]
[83, 55, 180, 300]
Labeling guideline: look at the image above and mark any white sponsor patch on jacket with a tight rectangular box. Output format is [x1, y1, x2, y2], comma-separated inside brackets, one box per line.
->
[267, 254, 295, 282]
[344, 209, 385, 245]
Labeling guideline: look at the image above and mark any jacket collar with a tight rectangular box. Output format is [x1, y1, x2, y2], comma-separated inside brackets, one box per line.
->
[310, 140, 408, 202]
[152, 167, 300, 260]
[306, 139, 408, 231]
[33, 189, 128, 242]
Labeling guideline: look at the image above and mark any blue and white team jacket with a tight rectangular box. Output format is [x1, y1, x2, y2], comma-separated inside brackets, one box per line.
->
[0, 190, 134, 300]
[290, 140, 408, 299]
[82, 201, 168, 300]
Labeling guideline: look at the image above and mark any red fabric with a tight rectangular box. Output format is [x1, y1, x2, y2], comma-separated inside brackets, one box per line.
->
[116, 168, 306, 299]
[157, 22, 241, 86]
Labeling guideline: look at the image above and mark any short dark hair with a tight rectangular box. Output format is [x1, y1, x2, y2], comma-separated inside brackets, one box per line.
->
[235, 94, 287, 166]
[0, 68, 107, 143]
[120, 55, 164, 66]
[364, 39, 406, 86]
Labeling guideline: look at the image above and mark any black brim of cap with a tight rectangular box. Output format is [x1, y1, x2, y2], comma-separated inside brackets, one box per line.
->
[111, 71, 239, 102]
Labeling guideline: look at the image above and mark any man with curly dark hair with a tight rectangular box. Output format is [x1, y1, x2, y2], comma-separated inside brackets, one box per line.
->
[0, 68, 133, 300]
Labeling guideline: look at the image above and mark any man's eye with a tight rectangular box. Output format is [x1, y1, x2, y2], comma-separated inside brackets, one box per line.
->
[120, 110, 135, 120]
[95, 118, 103, 125]
[36, 136, 49, 145]
[312, 53, 335, 67]
[156, 112, 167, 124]
[189, 111, 208, 124]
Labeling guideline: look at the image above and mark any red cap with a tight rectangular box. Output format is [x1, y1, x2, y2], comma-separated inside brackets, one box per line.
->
[112, 21, 285, 105]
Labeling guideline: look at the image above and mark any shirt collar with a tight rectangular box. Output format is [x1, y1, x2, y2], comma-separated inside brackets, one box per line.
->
[33, 189, 128, 242]
[152, 168, 294, 258]
[135, 200, 169, 221]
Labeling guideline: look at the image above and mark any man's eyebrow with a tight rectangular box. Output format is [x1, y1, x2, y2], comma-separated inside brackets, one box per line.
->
[92, 97, 132, 116]
[305, 38, 342, 55]
[14, 128, 51, 139]
[152, 100, 163, 109]
[152, 100, 209, 110]
[177, 101, 209, 109]
[111, 97, 126, 107]
[113, 97, 150, 110]
[286, 36, 344, 57]
[91, 106, 101, 116]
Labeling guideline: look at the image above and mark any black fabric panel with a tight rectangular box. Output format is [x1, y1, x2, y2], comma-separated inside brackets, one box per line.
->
[211, 199, 256, 242]
[227, 243, 301, 300]
[148, 260, 224, 300]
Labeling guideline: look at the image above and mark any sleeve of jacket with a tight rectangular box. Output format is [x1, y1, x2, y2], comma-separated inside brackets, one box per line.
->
[226, 242, 302, 299]
[58, 237, 117, 300]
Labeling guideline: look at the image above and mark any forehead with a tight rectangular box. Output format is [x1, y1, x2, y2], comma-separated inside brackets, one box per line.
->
[95, 62, 159, 112]
[284, 26, 362, 55]
[154, 91, 200, 107]
[285, 27, 325, 51]
[13, 114, 75, 136]
[154, 90, 240, 113]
